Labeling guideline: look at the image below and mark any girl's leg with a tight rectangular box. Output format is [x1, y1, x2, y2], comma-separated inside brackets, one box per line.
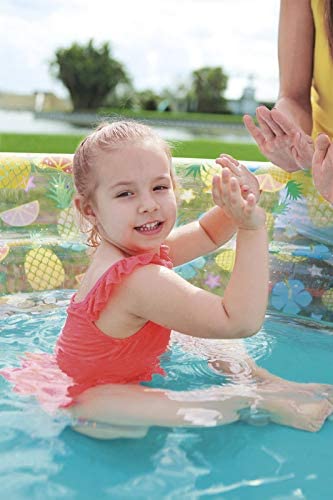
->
[68, 383, 255, 439]
[67, 382, 333, 439]
[256, 388, 333, 433]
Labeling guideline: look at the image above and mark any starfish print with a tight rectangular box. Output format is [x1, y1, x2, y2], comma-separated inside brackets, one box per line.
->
[180, 189, 195, 204]
[204, 273, 221, 288]
[308, 265, 322, 277]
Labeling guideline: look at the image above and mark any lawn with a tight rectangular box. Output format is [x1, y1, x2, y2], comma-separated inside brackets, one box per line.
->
[0, 133, 265, 161]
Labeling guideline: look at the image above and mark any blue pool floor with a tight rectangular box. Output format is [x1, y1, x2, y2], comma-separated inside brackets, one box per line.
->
[0, 292, 333, 499]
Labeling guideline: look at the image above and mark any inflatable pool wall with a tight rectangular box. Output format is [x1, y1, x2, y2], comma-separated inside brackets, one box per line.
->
[1, 153, 333, 324]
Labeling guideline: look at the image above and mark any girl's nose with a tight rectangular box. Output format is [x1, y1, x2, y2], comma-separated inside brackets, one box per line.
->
[138, 194, 160, 213]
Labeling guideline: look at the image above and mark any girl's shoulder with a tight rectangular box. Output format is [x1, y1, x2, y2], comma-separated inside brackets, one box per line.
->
[73, 244, 173, 305]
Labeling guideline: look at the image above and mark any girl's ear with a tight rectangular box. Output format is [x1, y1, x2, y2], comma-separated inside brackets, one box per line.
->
[74, 195, 96, 224]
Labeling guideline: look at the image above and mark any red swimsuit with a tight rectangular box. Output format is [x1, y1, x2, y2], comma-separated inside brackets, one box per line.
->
[0, 246, 173, 412]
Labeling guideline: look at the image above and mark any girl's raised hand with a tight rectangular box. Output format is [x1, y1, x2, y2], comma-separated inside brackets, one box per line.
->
[243, 106, 313, 172]
[215, 154, 260, 202]
[312, 134, 333, 204]
[212, 167, 266, 230]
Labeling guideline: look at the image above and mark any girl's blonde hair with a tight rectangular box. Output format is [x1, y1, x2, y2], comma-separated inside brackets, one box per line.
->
[73, 120, 177, 247]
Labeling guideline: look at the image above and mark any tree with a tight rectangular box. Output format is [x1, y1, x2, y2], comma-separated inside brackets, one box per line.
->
[135, 89, 160, 111]
[190, 66, 229, 113]
[105, 82, 137, 109]
[51, 40, 130, 111]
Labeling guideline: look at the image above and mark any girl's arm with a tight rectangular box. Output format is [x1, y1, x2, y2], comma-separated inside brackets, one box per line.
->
[123, 170, 268, 340]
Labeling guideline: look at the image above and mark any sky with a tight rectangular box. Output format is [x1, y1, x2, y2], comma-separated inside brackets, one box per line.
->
[1, 0, 281, 103]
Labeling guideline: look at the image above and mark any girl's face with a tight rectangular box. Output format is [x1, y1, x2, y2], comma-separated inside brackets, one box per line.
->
[87, 142, 177, 255]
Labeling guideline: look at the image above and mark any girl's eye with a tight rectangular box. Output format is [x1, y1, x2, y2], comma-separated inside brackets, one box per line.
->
[154, 185, 169, 191]
[116, 191, 133, 198]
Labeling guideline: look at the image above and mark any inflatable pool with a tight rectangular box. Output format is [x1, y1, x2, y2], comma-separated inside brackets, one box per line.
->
[1, 152, 333, 499]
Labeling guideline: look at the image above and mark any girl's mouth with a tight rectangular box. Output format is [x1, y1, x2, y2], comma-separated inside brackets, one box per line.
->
[135, 221, 163, 235]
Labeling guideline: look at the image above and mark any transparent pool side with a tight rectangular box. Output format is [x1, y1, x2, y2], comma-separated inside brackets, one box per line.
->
[0, 152, 333, 324]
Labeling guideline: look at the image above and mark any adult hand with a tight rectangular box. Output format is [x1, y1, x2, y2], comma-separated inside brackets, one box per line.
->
[312, 134, 333, 204]
[215, 154, 260, 202]
[243, 106, 314, 172]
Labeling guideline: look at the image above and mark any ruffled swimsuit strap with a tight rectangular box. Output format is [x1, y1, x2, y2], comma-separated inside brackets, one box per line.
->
[70, 245, 173, 322]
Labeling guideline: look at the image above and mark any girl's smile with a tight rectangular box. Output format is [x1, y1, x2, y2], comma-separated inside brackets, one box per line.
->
[134, 220, 165, 235]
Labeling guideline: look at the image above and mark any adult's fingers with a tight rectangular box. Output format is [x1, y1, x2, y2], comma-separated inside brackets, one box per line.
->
[295, 132, 314, 170]
[254, 109, 275, 141]
[313, 134, 330, 171]
[271, 108, 298, 136]
[256, 106, 285, 138]
[324, 144, 333, 190]
[315, 133, 330, 151]
[243, 115, 266, 149]
[312, 136, 333, 203]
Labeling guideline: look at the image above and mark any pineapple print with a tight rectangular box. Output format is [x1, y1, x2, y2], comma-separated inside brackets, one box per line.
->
[47, 174, 75, 209]
[276, 253, 307, 263]
[57, 207, 80, 240]
[322, 289, 333, 312]
[266, 212, 275, 238]
[0, 157, 31, 189]
[259, 191, 280, 212]
[306, 185, 333, 227]
[255, 164, 292, 185]
[291, 170, 313, 197]
[24, 248, 65, 290]
[265, 174, 304, 219]
[197, 162, 220, 193]
[215, 250, 236, 272]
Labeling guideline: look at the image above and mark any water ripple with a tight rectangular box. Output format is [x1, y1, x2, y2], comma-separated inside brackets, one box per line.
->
[170, 330, 275, 387]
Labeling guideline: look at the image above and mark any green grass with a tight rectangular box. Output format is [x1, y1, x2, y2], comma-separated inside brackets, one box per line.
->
[0, 132, 265, 160]
[0, 133, 84, 154]
[170, 139, 265, 161]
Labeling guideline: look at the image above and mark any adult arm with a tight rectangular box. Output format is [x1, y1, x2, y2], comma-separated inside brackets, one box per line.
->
[275, 0, 314, 134]
[243, 1, 315, 171]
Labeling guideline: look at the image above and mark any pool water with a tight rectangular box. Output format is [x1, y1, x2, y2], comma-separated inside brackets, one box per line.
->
[0, 291, 333, 499]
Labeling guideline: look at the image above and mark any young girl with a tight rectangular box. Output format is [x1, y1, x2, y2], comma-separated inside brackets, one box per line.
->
[2, 121, 333, 440]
